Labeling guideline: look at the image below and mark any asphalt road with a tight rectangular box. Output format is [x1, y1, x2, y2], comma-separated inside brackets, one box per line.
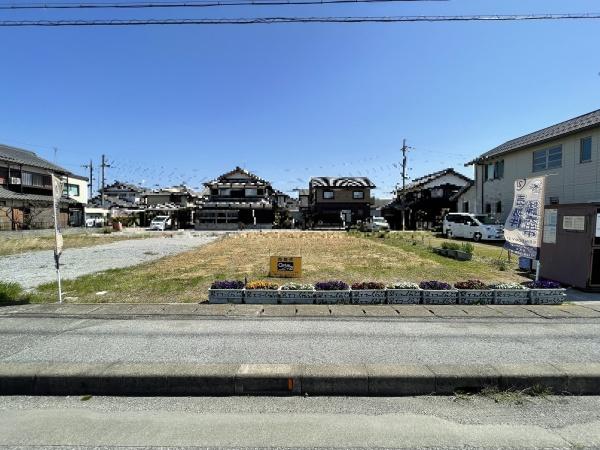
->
[1, 395, 599, 448]
[1, 316, 599, 364]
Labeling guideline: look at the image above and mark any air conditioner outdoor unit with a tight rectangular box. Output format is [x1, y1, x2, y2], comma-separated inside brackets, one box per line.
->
[10, 177, 21, 185]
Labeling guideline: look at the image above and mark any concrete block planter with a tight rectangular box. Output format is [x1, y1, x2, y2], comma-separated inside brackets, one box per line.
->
[421, 290, 458, 305]
[244, 290, 279, 304]
[457, 289, 494, 305]
[350, 290, 386, 305]
[315, 290, 351, 304]
[455, 251, 473, 261]
[208, 289, 244, 304]
[493, 290, 529, 305]
[529, 288, 566, 305]
[279, 289, 315, 305]
[387, 289, 422, 304]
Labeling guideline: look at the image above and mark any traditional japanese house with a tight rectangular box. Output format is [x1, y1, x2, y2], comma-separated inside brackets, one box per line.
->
[382, 168, 472, 230]
[196, 167, 277, 229]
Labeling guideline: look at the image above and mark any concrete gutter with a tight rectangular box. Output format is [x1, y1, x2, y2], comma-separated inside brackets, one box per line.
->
[1, 363, 599, 396]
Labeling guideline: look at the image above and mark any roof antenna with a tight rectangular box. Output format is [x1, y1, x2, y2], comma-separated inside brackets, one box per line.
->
[53, 147, 58, 163]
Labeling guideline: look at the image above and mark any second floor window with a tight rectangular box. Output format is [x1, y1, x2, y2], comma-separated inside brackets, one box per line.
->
[533, 146, 562, 172]
[22, 172, 51, 188]
[352, 191, 364, 199]
[323, 190, 334, 199]
[581, 137, 592, 163]
[484, 160, 504, 181]
[62, 184, 80, 197]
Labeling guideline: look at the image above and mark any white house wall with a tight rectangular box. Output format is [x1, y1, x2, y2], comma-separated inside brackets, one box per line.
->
[474, 126, 600, 222]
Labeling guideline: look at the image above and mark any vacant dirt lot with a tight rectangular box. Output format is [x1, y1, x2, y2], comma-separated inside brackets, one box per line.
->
[33, 231, 528, 303]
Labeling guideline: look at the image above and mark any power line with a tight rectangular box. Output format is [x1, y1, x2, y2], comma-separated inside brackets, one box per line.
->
[2, 13, 599, 26]
[0, 0, 445, 9]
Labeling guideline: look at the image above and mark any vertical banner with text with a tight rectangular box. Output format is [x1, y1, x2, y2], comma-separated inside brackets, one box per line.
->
[503, 176, 546, 260]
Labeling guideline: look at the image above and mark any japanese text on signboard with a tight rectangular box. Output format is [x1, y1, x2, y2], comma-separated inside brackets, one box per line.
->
[503, 176, 545, 259]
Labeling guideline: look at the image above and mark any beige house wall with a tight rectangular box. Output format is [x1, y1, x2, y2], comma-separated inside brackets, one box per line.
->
[474, 126, 600, 222]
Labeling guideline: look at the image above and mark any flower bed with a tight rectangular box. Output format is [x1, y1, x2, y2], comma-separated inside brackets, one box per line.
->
[489, 282, 529, 305]
[420, 280, 457, 305]
[455, 280, 494, 305]
[350, 281, 386, 304]
[386, 282, 421, 304]
[279, 282, 315, 304]
[314, 280, 350, 304]
[526, 280, 566, 305]
[208, 280, 245, 304]
[244, 280, 280, 304]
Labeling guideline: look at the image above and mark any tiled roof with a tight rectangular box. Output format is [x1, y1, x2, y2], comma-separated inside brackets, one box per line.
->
[0, 185, 77, 203]
[207, 166, 271, 186]
[468, 109, 600, 164]
[0, 144, 71, 174]
[402, 168, 471, 192]
[309, 177, 375, 188]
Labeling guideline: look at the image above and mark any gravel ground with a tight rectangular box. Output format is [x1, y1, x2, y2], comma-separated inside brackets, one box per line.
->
[0, 232, 221, 289]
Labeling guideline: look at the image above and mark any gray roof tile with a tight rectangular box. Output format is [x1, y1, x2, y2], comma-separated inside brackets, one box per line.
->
[469, 109, 600, 164]
[0, 144, 70, 174]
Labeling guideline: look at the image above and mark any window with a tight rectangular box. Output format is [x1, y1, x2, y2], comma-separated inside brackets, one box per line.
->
[21, 172, 50, 187]
[496, 201, 502, 214]
[533, 146, 562, 172]
[218, 188, 231, 196]
[352, 191, 364, 199]
[484, 160, 504, 181]
[245, 188, 257, 197]
[62, 184, 80, 197]
[549, 196, 560, 205]
[323, 190, 334, 199]
[462, 201, 469, 212]
[581, 137, 592, 163]
[494, 160, 504, 179]
[485, 203, 492, 214]
[0, 167, 7, 185]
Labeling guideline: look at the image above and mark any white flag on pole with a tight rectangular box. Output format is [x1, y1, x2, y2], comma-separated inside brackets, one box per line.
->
[52, 174, 64, 257]
[503, 176, 546, 259]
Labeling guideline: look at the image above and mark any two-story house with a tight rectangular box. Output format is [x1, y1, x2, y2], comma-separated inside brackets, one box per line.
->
[196, 167, 278, 229]
[465, 109, 600, 222]
[0, 144, 87, 230]
[382, 168, 472, 230]
[306, 176, 375, 228]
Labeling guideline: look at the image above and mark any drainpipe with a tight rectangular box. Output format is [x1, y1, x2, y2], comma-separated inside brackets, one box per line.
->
[479, 163, 485, 214]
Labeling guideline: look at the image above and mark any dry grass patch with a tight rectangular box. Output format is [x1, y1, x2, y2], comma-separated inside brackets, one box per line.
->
[34, 231, 528, 304]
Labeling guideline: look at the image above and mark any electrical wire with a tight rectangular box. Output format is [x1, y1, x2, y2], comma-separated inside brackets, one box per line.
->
[0, 0, 446, 9]
[1, 13, 599, 26]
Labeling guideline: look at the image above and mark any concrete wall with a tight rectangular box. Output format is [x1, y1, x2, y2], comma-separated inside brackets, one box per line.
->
[474, 126, 600, 222]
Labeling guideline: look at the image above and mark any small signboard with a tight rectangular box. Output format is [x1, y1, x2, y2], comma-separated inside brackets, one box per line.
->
[269, 256, 302, 278]
[543, 209, 557, 244]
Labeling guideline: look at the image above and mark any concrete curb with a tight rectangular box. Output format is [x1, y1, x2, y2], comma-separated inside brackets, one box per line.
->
[1, 363, 600, 396]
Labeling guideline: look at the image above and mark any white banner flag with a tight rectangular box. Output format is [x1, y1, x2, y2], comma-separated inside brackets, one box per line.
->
[52, 174, 64, 257]
[503, 176, 546, 259]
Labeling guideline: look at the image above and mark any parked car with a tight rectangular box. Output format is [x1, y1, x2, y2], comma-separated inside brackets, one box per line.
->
[364, 217, 390, 232]
[85, 217, 104, 228]
[442, 213, 504, 242]
[149, 215, 172, 231]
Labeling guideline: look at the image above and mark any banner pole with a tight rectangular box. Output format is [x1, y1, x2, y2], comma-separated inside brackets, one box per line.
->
[52, 192, 63, 304]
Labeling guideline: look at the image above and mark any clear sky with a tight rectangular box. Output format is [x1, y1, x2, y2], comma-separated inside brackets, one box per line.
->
[1, 0, 599, 197]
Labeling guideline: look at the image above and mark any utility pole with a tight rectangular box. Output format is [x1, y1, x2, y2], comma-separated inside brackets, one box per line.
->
[400, 139, 411, 231]
[81, 160, 94, 200]
[100, 154, 111, 207]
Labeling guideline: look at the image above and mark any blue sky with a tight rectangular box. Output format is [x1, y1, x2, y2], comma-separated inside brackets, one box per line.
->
[1, 0, 599, 197]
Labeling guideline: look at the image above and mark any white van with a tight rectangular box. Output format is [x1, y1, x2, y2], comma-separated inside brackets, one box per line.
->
[149, 215, 172, 231]
[364, 217, 390, 232]
[442, 213, 504, 242]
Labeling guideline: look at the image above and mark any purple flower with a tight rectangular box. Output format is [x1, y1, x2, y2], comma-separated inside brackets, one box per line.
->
[210, 280, 245, 290]
[315, 280, 350, 291]
[526, 280, 561, 289]
[419, 280, 452, 290]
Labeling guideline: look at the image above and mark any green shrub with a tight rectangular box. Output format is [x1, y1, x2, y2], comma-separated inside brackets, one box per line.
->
[0, 282, 23, 302]
[460, 242, 475, 255]
[441, 242, 460, 251]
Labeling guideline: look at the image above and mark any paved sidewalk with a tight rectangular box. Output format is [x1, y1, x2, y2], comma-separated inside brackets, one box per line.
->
[2, 302, 600, 319]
